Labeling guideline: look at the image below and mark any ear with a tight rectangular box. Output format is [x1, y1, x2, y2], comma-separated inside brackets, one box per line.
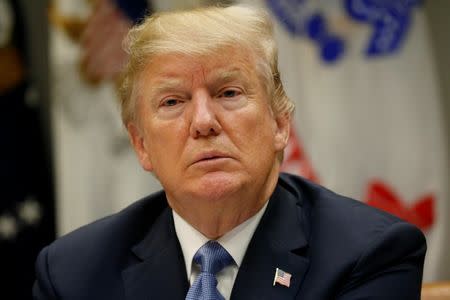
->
[127, 122, 154, 172]
[273, 113, 290, 152]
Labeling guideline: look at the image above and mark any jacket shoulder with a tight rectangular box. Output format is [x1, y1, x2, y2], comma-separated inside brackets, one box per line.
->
[51, 191, 167, 253]
[279, 173, 416, 239]
[279, 174, 426, 298]
[34, 191, 168, 298]
[279, 173, 425, 264]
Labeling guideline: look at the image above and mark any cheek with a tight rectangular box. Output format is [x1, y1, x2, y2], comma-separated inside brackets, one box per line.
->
[144, 121, 188, 161]
[227, 107, 278, 152]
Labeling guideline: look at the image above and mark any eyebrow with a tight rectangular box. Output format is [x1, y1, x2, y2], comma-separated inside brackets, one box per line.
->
[146, 77, 186, 99]
[209, 68, 244, 82]
[207, 68, 251, 89]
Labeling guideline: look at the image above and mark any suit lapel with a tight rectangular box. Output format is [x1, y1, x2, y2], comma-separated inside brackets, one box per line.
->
[231, 180, 310, 299]
[122, 207, 189, 300]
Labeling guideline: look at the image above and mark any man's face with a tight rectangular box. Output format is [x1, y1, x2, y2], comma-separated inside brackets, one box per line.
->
[128, 48, 289, 215]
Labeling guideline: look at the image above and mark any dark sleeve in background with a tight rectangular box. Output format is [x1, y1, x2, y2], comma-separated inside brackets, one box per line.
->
[113, 0, 151, 24]
[0, 0, 55, 299]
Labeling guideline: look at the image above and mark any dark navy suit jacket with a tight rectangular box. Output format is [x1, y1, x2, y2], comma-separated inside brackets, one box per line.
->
[33, 174, 426, 299]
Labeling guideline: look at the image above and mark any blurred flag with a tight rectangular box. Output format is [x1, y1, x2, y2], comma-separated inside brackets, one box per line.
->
[281, 125, 319, 183]
[50, 0, 161, 236]
[241, 0, 449, 281]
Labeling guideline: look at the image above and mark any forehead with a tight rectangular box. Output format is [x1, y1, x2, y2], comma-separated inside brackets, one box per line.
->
[140, 47, 259, 85]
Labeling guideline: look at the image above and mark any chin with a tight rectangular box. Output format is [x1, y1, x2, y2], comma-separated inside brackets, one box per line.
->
[189, 171, 248, 201]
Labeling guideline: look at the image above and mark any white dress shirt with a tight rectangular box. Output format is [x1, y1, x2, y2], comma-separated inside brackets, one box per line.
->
[173, 201, 269, 300]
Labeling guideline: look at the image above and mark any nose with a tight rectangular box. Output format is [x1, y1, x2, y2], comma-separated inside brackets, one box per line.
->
[189, 90, 222, 138]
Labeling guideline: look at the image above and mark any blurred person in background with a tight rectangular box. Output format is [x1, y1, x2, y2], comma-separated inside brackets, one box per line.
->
[48, 0, 159, 236]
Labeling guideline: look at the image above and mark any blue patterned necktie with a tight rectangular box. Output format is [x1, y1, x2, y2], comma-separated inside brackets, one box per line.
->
[185, 241, 234, 300]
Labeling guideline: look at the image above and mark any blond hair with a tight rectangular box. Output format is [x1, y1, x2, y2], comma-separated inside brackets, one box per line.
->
[119, 5, 294, 125]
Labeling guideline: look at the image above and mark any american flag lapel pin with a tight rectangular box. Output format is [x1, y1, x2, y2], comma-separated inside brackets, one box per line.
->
[273, 268, 292, 287]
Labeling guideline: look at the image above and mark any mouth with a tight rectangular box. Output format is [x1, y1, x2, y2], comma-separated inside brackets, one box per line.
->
[191, 151, 232, 166]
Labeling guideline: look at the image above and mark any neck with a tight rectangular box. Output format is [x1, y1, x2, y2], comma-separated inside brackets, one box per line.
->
[169, 168, 280, 239]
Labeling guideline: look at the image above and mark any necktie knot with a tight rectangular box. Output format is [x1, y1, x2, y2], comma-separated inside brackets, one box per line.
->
[194, 240, 234, 274]
[186, 241, 234, 300]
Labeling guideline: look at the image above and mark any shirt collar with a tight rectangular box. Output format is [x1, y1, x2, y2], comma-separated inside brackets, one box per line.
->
[172, 201, 269, 279]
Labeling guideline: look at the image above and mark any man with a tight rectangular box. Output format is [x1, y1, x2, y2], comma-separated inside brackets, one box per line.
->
[33, 5, 426, 300]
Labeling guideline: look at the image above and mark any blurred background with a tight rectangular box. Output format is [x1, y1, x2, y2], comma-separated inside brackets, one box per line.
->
[1, 0, 449, 298]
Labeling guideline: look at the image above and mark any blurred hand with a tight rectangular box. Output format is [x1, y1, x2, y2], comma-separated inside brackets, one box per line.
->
[80, 0, 131, 84]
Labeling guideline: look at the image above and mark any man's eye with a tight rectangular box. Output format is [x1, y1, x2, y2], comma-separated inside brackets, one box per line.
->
[220, 89, 240, 98]
[162, 98, 180, 106]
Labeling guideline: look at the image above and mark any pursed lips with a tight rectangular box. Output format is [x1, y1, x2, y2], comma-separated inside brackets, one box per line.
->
[191, 151, 232, 166]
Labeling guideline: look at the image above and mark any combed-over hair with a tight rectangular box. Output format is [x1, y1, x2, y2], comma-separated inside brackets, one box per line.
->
[119, 5, 294, 125]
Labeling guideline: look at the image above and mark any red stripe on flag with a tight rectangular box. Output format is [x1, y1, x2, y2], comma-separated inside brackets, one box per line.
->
[281, 124, 319, 183]
[365, 180, 435, 231]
